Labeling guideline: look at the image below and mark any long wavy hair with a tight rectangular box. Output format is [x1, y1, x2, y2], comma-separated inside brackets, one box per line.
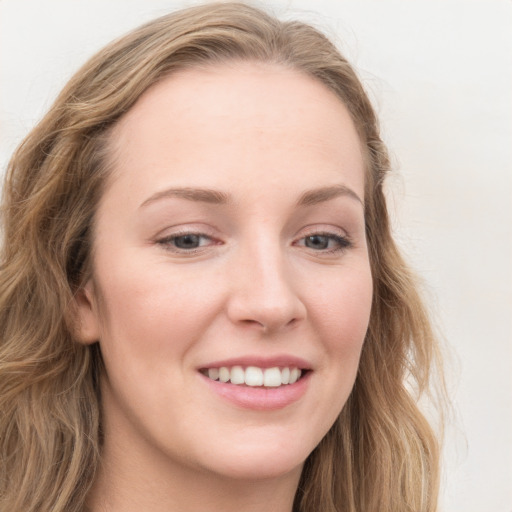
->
[0, 3, 443, 511]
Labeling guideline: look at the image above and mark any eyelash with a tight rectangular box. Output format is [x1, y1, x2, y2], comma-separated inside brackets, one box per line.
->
[156, 231, 216, 253]
[156, 230, 352, 254]
[295, 232, 352, 254]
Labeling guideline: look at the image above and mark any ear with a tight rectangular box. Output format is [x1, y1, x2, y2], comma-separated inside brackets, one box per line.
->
[73, 279, 101, 345]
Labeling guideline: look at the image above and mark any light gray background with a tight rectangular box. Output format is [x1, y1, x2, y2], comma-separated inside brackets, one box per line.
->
[1, 1, 511, 510]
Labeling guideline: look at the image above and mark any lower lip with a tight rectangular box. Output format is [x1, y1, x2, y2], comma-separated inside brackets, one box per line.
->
[200, 372, 311, 410]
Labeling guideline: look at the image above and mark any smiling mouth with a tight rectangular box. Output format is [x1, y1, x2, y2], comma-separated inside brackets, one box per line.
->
[200, 366, 306, 388]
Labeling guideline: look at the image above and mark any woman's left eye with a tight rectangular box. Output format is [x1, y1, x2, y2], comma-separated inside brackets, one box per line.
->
[296, 233, 351, 252]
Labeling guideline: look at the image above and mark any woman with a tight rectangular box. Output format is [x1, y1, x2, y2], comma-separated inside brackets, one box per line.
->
[0, 2, 443, 511]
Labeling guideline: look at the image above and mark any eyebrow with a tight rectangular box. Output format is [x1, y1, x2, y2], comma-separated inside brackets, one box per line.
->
[139, 184, 363, 209]
[296, 185, 364, 208]
[140, 187, 230, 208]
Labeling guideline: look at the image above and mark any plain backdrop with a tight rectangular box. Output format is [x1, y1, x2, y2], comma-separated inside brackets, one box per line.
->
[1, 1, 511, 510]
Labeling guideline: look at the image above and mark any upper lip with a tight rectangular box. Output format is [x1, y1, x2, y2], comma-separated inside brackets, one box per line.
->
[199, 355, 312, 370]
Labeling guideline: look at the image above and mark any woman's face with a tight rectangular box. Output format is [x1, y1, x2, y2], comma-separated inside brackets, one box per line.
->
[77, 63, 373, 482]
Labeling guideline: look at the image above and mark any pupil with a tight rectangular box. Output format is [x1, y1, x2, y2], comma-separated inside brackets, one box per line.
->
[175, 234, 200, 249]
[306, 235, 328, 250]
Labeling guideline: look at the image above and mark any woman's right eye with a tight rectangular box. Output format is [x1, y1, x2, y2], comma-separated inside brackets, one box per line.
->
[157, 233, 215, 252]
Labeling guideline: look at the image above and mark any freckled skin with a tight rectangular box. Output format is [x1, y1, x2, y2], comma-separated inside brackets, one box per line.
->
[78, 63, 373, 511]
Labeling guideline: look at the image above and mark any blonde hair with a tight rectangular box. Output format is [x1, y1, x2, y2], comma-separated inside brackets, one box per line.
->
[0, 3, 443, 511]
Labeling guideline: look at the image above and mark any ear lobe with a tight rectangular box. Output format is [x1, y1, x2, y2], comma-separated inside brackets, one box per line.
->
[74, 280, 101, 345]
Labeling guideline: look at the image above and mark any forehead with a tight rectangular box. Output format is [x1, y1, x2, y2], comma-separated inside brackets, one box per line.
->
[106, 61, 365, 200]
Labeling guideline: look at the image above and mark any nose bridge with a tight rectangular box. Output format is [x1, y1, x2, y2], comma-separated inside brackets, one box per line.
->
[227, 230, 305, 331]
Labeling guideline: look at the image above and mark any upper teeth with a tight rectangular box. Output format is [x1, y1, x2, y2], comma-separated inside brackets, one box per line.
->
[206, 366, 302, 387]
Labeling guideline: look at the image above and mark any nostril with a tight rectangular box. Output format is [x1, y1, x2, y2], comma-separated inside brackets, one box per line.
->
[238, 315, 300, 334]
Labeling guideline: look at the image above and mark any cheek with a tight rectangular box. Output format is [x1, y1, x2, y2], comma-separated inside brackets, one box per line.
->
[313, 263, 373, 339]
[292, 262, 372, 445]
[308, 261, 373, 380]
[92, 254, 224, 372]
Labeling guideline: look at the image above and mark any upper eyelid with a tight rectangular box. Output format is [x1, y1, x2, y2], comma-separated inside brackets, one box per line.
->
[294, 224, 349, 239]
[153, 223, 352, 242]
[159, 230, 212, 238]
[153, 223, 217, 239]
[155, 226, 350, 239]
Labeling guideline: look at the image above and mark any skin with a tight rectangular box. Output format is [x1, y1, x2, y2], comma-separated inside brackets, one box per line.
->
[77, 62, 373, 512]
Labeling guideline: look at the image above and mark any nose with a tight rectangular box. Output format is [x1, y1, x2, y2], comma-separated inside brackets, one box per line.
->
[226, 240, 307, 334]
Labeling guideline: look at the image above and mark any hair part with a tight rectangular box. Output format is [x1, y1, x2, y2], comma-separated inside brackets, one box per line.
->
[0, 3, 443, 511]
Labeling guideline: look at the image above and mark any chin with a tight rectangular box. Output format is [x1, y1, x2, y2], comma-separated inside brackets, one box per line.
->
[191, 433, 313, 482]
[206, 456, 305, 482]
